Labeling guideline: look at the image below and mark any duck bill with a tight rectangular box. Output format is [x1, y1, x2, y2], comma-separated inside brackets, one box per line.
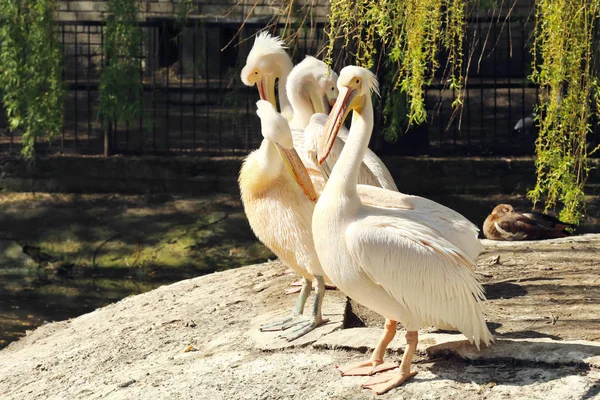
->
[258, 75, 277, 109]
[275, 144, 318, 202]
[318, 86, 355, 165]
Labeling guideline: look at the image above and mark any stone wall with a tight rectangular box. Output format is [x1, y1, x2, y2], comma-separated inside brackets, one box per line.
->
[56, 1, 329, 22]
[55, 0, 534, 23]
[2, 155, 596, 197]
[1, 154, 598, 232]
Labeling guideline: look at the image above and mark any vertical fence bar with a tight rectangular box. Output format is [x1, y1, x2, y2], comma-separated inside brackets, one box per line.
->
[192, 21, 197, 151]
[521, 19, 526, 146]
[493, 21, 498, 145]
[218, 27, 223, 153]
[439, 87, 444, 147]
[87, 26, 92, 142]
[466, 87, 471, 148]
[507, 19, 512, 141]
[61, 25, 65, 152]
[100, 25, 104, 154]
[303, 27, 307, 59]
[179, 30, 183, 151]
[245, 97, 250, 152]
[152, 25, 157, 152]
[478, 19, 484, 149]
[465, 25, 471, 148]
[452, 87, 457, 148]
[204, 23, 210, 153]
[125, 55, 130, 152]
[165, 22, 170, 152]
[139, 25, 144, 153]
[74, 24, 79, 150]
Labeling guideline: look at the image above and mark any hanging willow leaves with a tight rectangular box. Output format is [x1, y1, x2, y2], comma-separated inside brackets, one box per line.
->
[528, 0, 600, 224]
[325, 0, 464, 126]
[0, 0, 65, 159]
[99, 0, 143, 155]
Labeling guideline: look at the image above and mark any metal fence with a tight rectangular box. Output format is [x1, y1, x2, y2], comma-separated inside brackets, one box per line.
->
[0, 17, 597, 156]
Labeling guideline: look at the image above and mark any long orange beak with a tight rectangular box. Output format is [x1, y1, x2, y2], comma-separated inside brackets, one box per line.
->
[318, 86, 355, 165]
[257, 76, 277, 110]
[275, 144, 318, 202]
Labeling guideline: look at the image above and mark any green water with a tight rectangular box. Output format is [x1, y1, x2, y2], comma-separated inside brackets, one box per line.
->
[0, 193, 274, 349]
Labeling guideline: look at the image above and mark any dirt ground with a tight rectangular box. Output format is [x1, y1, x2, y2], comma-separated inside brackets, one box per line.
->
[475, 236, 600, 342]
[1, 192, 599, 400]
[1, 243, 599, 400]
[349, 235, 600, 342]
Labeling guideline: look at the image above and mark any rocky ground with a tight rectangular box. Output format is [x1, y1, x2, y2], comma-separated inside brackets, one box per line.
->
[1, 235, 599, 399]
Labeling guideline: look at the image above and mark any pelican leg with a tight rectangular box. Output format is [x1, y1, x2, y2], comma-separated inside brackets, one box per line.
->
[361, 330, 418, 395]
[260, 277, 311, 332]
[285, 278, 336, 294]
[279, 275, 328, 341]
[336, 319, 398, 376]
[285, 279, 305, 295]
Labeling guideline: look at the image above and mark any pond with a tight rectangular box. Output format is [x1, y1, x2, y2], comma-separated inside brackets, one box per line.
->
[0, 262, 161, 348]
[2, 190, 594, 350]
[0, 193, 273, 349]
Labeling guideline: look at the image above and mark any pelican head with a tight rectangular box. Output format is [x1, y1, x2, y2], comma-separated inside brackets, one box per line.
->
[318, 66, 379, 165]
[255, 100, 317, 201]
[256, 100, 294, 150]
[241, 32, 293, 109]
[286, 56, 339, 115]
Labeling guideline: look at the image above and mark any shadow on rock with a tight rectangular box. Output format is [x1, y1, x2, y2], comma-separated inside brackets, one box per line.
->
[484, 282, 528, 300]
[425, 338, 600, 388]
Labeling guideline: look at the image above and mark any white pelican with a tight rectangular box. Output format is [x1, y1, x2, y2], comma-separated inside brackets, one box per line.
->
[312, 66, 493, 394]
[239, 100, 326, 340]
[286, 56, 398, 191]
[241, 33, 397, 191]
[240, 32, 301, 148]
[286, 56, 338, 130]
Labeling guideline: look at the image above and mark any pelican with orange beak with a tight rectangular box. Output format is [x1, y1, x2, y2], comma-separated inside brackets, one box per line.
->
[241, 32, 398, 191]
[313, 66, 492, 394]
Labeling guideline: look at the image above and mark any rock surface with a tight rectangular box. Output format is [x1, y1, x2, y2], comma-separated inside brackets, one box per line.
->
[1, 237, 600, 399]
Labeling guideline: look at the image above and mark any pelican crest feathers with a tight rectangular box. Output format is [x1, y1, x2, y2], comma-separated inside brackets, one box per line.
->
[340, 67, 380, 97]
[241, 32, 288, 86]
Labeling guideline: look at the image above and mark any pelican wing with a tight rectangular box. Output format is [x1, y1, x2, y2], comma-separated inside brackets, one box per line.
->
[345, 215, 492, 348]
[357, 185, 413, 210]
[291, 128, 305, 152]
[335, 133, 398, 190]
[357, 185, 483, 262]
[360, 146, 398, 191]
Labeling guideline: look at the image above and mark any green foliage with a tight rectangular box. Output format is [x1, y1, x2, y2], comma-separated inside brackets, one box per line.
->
[325, 0, 465, 127]
[0, 0, 65, 159]
[176, 0, 195, 23]
[528, 0, 600, 224]
[99, 0, 143, 140]
[379, 58, 408, 143]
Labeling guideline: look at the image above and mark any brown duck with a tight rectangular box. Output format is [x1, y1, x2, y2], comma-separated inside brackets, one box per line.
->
[483, 204, 576, 241]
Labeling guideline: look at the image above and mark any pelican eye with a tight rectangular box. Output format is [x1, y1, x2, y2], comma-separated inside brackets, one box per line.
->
[254, 71, 259, 75]
[355, 79, 360, 84]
